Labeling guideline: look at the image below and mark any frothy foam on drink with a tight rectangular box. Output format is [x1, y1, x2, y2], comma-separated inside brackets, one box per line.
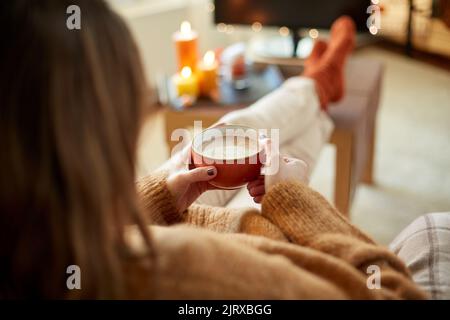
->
[201, 136, 258, 160]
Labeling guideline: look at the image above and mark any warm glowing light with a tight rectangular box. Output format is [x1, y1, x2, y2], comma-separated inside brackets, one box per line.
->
[309, 28, 319, 39]
[251, 22, 262, 32]
[369, 25, 378, 35]
[207, 2, 215, 12]
[181, 66, 192, 78]
[180, 21, 192, 34]
[279, 26, 290, 37]
[371, 0, 379, 4]
[217, 23, 227, 32]
[225, 24, 234, 34]
[203, 51, 215, 66]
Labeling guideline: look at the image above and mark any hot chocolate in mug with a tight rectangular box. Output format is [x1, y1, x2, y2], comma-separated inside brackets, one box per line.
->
[191, 125, 264, 189]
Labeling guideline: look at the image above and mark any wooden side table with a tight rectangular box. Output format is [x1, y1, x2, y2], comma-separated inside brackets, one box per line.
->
[163, 58, 383, 216]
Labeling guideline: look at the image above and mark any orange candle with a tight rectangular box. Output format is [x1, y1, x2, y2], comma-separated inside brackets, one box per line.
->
[173, 21, 199, 72]
[198, 50, 218, 97]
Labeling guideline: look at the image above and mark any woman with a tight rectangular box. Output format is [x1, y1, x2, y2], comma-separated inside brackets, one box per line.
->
[0, 0, 426, 299]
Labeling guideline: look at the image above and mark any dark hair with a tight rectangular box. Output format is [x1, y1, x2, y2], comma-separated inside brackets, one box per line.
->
[0, 0, 153, 298]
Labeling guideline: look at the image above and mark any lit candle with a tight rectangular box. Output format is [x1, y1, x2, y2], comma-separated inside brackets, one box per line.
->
[173, 66, 199, 98]
[198, 50, 218, 97]
[173, 21, 199, 72]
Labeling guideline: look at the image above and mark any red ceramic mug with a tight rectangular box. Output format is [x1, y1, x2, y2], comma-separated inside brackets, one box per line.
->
[191, 124, 264, 189]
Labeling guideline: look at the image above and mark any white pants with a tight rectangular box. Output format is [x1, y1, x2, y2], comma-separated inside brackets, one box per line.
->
[195, 77, 334, 207]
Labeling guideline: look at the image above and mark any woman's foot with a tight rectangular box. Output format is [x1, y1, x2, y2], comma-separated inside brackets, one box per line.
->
[303, 16, 356, 110]
[304, 40, 328, 70]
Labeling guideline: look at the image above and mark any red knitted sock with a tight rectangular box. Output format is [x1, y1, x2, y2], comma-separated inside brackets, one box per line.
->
[303, 16, 356, 111]
[304, 40, 328, 70]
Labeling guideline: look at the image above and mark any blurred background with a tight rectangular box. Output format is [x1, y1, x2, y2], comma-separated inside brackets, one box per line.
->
[107, 0, 449, 244]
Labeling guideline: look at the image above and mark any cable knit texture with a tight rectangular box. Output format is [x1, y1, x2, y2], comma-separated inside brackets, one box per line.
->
[126, 173, 428, 299]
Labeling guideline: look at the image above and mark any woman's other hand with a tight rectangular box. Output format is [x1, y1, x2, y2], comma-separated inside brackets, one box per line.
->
[247, 139, 309, 203]
[247, 175, 265, 204]
[165, 145, 217, 213]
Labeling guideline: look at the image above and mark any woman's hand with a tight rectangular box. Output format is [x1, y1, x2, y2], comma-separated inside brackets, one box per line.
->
[247, 175, 265, 204]
[264, 155, 309, 191]
[247, 139, 309, 203]
[165, 145, 217, 214]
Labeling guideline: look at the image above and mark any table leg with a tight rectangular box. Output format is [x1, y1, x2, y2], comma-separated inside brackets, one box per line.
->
[362, 120, 376, 185]
[334, 131, 354, 216]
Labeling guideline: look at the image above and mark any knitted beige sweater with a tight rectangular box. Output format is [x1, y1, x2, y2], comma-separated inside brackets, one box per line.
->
[125, 173, 427, 299]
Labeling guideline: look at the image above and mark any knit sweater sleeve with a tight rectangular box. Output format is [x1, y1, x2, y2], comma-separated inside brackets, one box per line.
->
[136, 172, 235, 228]
[137, 173, 287, 241]
[136, 171, 181, 225]
[261, 181, 429, 299]
[136, 171, 240, 228]
[183, 204, 288, 241]
[261, 181, 372, 245]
